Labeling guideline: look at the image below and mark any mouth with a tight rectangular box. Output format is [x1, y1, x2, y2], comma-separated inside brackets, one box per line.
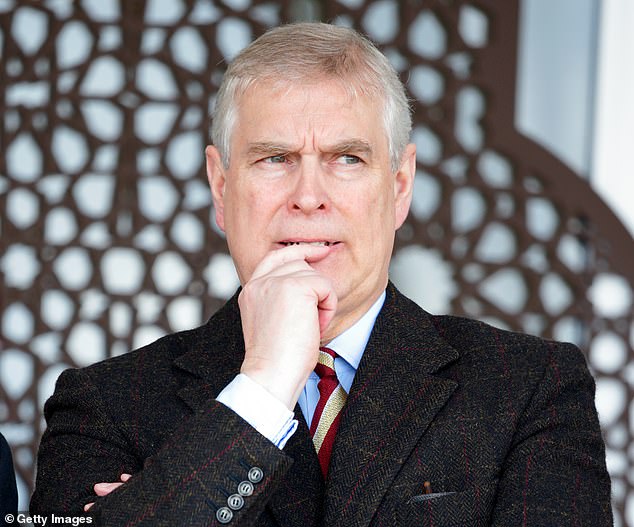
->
[279, 240, 341, 247]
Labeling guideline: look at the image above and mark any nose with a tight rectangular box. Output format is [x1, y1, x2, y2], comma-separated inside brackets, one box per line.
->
[288, 157, 328, 213]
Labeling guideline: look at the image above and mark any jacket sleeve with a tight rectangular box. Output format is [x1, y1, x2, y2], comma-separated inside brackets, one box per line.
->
[489, 342, 613, 526]
[31, 366, 294, 526]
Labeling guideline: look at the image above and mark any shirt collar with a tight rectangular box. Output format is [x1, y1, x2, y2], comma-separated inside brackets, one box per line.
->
[324, 291, 386, 371]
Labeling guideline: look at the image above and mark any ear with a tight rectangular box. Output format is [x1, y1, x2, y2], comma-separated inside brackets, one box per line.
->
[393, 143, 416, 229]
[206, 145, 227, 232]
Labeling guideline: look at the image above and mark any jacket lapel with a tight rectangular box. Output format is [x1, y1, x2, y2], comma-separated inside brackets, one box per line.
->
[173, 294, 245, 413]
[170, 285, 456, 527]
[323, 284, 459, 527]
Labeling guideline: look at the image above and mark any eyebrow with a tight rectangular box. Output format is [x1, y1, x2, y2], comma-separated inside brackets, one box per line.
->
[246, 142, 292, 157]
[327, 139, 373, 157]
[246, 139, 373, 157]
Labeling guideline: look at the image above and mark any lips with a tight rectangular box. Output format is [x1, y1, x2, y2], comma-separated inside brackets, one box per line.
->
[279, 240, 341, 247]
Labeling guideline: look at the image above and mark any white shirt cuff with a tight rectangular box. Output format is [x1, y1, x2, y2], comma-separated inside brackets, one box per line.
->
[216, 373, 298, 449]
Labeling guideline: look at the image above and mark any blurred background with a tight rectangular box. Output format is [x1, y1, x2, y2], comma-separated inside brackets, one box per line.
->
[1, 0, 633, 523]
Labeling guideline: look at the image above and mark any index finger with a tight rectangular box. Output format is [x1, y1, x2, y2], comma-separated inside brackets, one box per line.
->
[250, 244, 331, 280]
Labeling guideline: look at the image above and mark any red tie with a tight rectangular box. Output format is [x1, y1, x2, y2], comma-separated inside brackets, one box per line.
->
[309, 347, 348, 477]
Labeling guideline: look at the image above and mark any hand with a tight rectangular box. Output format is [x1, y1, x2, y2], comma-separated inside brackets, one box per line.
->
[238, 244, 337, 410]
[83, 473, 131, 511]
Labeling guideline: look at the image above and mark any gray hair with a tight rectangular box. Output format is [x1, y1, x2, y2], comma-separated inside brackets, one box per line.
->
[211, 22, 412, 172]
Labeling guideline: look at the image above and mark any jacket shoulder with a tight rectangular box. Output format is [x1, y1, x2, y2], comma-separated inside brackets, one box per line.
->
[79, 293, 242, 380]
[426, 312, 590, 393]
[80, 323, 208, 380]
[431, 313, 583, 356]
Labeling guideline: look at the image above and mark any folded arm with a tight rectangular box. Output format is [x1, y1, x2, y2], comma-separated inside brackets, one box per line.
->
[31, 367, 293, 526]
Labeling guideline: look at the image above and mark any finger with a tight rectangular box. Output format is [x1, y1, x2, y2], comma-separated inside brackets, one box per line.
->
[84, 502, 94, 511]
[120, 473, 132, 482]
[254, 244, 330, 278]
[252, 258, 314, 279]
[258, 269, 335, 300]
[270, 270, 337, 333]
[94, 481, 124, 496]
[251, 244, 331, 279]
[317, 288, 338, 334]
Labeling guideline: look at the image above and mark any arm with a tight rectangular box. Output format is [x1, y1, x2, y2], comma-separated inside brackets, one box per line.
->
[32, 244, 336, 525]
[31, 365, 293, 526]
[490, 342, 612, 526]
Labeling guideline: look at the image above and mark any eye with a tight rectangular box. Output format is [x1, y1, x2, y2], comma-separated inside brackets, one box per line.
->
[337, 154, 362, 165]
[263, 154, 287, 164]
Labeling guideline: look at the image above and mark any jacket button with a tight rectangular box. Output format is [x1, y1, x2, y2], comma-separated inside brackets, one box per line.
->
[228, 493, 245, 510]
[248, 467, 264, 484]
[216, 507, 233, 524]
[238, 480, 254, 496]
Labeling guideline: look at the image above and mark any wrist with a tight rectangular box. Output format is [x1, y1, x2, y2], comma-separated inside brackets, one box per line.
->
[217, 374, 299, 449]
[240, 364, 308, 410]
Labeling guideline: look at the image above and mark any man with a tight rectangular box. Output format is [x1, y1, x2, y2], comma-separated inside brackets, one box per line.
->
[32, 23, 612, 525]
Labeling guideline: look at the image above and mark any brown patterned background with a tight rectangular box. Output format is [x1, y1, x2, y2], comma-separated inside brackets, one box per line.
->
[1, 0, 632, 523]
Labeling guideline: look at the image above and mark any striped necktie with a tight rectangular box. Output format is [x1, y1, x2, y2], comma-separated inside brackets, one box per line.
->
[309, 347, 347, 477]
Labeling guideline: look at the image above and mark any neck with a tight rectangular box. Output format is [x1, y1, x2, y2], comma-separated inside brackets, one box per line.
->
[320, 288, 385, 344]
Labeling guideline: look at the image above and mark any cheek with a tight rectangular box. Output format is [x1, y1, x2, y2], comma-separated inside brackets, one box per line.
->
[366, 183, 396, 226]
[347, 192, 396, 250]
[227, 184, 266, 225]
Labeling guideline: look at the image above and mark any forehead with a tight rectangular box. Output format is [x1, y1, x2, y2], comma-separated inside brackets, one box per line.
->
[232, 79, 387, 149]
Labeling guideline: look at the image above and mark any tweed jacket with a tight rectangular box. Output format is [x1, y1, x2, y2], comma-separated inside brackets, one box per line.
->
[31, 283, 612, 526]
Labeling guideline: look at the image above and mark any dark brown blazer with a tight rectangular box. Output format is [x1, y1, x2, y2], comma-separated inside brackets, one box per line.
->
[31, 283, 612, 526]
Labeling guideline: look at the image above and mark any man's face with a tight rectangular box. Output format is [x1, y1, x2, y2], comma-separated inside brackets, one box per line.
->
[207, 79, 415, 336]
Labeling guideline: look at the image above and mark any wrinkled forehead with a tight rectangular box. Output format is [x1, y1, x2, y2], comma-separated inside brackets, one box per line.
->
[235, 79, 386, 142]
[235, 75, 384, 114]
[232, 78, 388, 151]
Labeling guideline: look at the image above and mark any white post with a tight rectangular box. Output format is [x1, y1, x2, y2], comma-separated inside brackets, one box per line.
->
[591, 0, 634, 237]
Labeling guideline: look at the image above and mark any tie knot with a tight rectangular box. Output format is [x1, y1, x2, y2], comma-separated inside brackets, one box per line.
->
[315, 347, 337, 379]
